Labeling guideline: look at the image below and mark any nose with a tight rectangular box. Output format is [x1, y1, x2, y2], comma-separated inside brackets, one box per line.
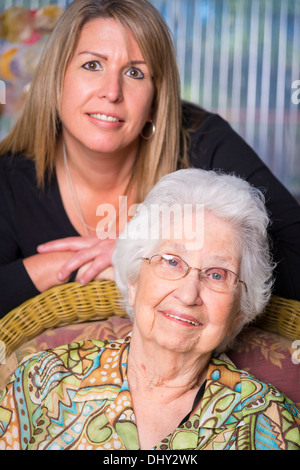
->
[98, 71, 123, 102]
[172, 270, 203, 306]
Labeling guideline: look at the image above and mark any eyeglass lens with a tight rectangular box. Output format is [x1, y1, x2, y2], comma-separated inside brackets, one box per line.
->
[148, 254, 240, 292]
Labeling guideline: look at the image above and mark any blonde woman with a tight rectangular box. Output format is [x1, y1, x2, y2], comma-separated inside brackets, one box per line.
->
[0, 0, 187, 313]
[0, 0, 299, 316]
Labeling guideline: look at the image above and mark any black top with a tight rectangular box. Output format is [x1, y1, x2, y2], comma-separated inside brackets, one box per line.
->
[0, 103, 299, 316]
[178, 380, 207, 426]
[0, 153, 79, 316]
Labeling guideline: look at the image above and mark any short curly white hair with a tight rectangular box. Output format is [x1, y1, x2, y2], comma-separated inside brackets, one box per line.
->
[112, 168, 274, 351]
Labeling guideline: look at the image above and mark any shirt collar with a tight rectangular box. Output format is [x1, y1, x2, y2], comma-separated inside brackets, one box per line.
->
[73, 339, 243, 430]
[195, 354, 243, 429]
[73, 337, 130, 403]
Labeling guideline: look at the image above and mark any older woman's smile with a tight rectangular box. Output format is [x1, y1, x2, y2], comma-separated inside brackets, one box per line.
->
[158, 309, 203, 327]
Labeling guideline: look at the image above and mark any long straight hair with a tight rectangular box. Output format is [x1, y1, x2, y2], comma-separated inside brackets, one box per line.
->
[0, 0, 189, 200]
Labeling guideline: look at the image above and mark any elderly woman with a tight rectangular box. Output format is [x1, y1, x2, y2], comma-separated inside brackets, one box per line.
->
[0, 0, 300, 317]
[0, 169, 299, 451]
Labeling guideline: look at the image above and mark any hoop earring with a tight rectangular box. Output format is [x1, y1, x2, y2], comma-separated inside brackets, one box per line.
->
[140, 121, 156, 140]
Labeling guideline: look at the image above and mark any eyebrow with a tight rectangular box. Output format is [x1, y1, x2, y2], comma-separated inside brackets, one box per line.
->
[162, 244, 234, 266]
[77, 51, 147, 65]
[205, 255, 234, 267]
[163, 242, 187, 252]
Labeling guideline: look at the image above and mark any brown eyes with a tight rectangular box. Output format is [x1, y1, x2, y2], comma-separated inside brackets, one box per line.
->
[82, 61, 100, 71]
[82, 61, 144, 79]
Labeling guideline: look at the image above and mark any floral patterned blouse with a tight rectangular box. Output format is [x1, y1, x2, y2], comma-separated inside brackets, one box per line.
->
[0, 336, 299, 450]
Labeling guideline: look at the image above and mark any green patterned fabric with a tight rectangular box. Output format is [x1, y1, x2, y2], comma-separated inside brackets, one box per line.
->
[0, 336, 299, 450]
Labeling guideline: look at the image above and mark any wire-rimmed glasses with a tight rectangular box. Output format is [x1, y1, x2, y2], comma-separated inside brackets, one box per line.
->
[141, 253, 247, 293]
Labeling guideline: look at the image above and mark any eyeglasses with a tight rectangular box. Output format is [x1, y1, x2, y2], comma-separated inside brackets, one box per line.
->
[141, 254, 247, 293]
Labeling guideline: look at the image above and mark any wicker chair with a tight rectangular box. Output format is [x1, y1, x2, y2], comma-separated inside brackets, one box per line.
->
[256, 295, 300, 340]
[0, 281, 127, 358]
[0, 281, 299, 358]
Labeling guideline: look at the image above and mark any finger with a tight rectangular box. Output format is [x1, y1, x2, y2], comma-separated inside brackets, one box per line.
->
[75, 254, 112, 284]
[76, 240, 116, 283]
[74, 262, 92, 282]
[37, 236, 95, 253]
[96, 267, 115, 282]
[57, 244, 104, 281]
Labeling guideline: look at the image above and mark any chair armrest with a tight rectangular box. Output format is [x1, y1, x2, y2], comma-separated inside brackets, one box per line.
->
[256, 295, 300, 340]
[0, 280, 127, 357]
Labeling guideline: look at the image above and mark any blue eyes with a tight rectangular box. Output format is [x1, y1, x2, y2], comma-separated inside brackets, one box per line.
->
[210, 272, 223, 281]
[82, 61, 144, 79]
[143, 254, 245, 292]
[161, 255, 227, 282]
[167, 259, 179, 267]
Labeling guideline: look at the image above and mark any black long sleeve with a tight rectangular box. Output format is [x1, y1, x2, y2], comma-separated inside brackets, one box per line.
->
[0, 154, 78, 316]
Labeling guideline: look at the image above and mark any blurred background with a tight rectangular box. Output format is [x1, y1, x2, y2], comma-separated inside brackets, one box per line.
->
[0, 0, 299, 197]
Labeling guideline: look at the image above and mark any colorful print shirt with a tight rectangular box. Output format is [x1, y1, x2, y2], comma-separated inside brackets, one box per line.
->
[0, 336, 299, 450]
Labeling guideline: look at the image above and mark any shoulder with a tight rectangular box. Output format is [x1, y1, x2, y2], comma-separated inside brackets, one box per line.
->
[211, 354, 300, 449]
[0, 153, 37, 187]
[240, 367, 300, 417]
[0, 153, 57, 210]
[0, 152, 35, 171]
[182, 100, 233, 136]
[241, 371, 300, 449]
[19, 339, 108, 373]
[182, 101, 259, 170]
[13, 338, 128, 389]
[214, 353, 300, 417]
[182, 102, 274, 183]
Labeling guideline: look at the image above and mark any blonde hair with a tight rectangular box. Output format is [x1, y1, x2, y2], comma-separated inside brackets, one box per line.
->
[0, 0, 188, 199]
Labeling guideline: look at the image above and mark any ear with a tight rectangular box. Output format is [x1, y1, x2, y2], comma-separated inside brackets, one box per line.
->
[127, 281, 137, 307]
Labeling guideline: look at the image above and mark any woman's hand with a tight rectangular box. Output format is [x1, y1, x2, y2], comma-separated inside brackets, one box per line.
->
[37, 236, 116, 284]
[76, 264, 115, 282]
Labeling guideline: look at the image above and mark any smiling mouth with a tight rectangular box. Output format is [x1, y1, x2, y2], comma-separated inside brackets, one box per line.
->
[162, 311, 202, 327]
[88, 113, 122, 122]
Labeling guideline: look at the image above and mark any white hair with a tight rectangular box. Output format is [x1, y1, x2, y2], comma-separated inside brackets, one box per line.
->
[112, 168, 274, 351]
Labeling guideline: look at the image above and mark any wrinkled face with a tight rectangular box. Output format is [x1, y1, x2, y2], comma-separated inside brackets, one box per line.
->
[60, 18, 155, 156]
[128, 211, 242, 357]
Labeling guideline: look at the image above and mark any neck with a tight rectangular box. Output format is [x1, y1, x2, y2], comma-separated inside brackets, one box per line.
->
[55, 135, 137, 237]
[58, 135, 137, 194]
[127, 329, 210, 400]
